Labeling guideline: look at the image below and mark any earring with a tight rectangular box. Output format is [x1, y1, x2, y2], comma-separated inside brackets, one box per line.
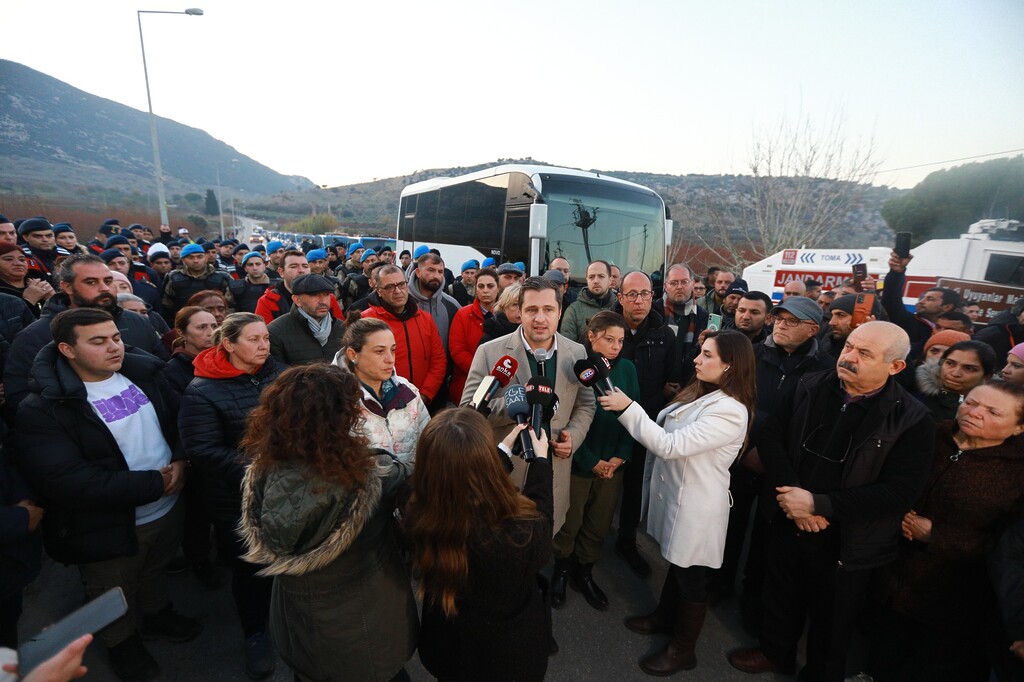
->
[724, 366, 730, 371]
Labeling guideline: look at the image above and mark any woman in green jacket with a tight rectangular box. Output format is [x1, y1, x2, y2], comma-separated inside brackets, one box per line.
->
[551, 311, 640, 610]
[238, 364, 417, 682]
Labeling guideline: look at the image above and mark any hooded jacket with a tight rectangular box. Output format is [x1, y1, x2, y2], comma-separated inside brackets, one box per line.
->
[559, 288, 616, 345]
[14, 345, 181, 564]
[3, 295, 167, 417]
[914, 359, 964, 422]
[406, 270, 461, 348]
[178, 346, 284, 523]
[361, 293, 447, 403]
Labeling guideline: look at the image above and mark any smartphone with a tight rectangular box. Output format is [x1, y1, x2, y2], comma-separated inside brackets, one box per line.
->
[852, 293, 875, 328]
[18, 588, 127, 676]
[851, 263, 868, 292]
[707, 313, 723, 332]
[895, 232, 913, 258]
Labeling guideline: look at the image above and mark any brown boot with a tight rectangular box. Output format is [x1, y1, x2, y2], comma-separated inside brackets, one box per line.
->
[639, 600, 707, 676]
[625, 572, 679, 635]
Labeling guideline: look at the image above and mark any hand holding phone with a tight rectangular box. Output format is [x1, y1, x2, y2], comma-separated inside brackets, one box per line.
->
[852, 293, 876, 328]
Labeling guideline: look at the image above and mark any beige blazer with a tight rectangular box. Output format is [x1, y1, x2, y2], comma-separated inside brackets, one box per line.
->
[461, 329, 596, 533]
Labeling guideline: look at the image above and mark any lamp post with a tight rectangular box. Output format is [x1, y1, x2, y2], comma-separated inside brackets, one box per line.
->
[137, 7, 204, 229]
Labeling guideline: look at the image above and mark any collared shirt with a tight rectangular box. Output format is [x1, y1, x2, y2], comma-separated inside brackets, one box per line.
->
[519, 326, 558, 358]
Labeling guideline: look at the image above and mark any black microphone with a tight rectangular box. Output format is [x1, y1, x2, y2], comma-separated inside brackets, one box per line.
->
[525, 376, 555, 437]
[504, 384, 535, 461]
[587, 351, 616, 396]
[574, 357, 607, 397]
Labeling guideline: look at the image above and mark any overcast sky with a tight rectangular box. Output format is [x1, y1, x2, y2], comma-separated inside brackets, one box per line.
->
[3, 0, 1022, 189]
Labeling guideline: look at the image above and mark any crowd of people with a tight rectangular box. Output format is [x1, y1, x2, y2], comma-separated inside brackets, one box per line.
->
[0, 213, 1022, 682]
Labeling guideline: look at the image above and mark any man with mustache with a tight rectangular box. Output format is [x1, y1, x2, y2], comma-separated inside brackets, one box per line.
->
[728, 321, 935, 682]
[4, 255, 168, 414]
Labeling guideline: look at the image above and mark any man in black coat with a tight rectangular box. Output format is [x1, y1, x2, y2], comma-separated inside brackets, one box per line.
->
[613, 271, 678, 577]
[4, 255, 168, 418]
[728, 321, 935, 682]
[268, 274, 345, 365]
[883, 250, 960, 356]
[14, 308, 200, 681]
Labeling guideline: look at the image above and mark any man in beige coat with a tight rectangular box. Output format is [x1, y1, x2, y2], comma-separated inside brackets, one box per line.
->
[462, 277, 596, 534]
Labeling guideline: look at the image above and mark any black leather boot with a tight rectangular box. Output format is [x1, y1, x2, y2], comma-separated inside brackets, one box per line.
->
[551, 557, 574, 608]
[570, 562, 609, 610]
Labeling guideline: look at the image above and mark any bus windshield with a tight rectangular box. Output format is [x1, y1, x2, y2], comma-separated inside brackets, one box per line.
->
[540, 175, 665, 285]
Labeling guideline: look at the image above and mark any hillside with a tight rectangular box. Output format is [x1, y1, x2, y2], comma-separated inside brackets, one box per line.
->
[0, 59, 312, 197]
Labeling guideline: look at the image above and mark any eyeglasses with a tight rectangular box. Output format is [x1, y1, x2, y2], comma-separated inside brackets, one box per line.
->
[802, 423, 851, 464]
[622, 290, 654, 301]
[379, 281, 408, 293]
[774, 315, 814, 328]
[667, 280, 692, 287]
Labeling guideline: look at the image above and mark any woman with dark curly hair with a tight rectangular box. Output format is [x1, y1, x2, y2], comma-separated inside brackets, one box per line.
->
[239, 364, 417, 682]
[407, 409, 550, 682]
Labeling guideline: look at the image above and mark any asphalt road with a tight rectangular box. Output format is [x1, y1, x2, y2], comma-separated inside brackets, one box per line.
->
[18, 528, 854, 681]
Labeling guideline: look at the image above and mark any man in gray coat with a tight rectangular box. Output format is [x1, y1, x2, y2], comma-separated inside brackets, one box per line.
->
[462, 276, 596, 535]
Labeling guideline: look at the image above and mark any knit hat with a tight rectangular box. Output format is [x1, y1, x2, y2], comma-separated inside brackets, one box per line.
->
[481, 257, 496, 268]
[923, 329, 971, 354]
[241, 251, 265, 266]
[360, 249, 377, 263]
[306, 248, 328, 262]
[828, 294, 857, 315]
[147, 250, 171, 264]
[413, 244, 430, 259]
[17, 218, 52, 236]
[180, 243, 205, 258]
[104, 235, 130, 249]
[148, 242, 169, 257]
[1010, 343, 1024, 362]
[52, 222, 75, 235]
[724, 278, 749, 298]
[266, 240, 285, 255]
[109, 270, 132, 287]
[461, 259, 480, 273]
[99, 248, 126, 263]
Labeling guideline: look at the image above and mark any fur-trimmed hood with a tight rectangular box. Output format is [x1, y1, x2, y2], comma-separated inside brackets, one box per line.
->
[238, 455, 392, 577]
[915, 358, 946, 397]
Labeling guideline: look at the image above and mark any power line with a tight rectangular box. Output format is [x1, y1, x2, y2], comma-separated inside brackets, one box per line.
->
[874, 148, 1024, 175]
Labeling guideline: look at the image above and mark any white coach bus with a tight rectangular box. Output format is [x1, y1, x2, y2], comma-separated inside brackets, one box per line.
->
[395, 164, 671, 284]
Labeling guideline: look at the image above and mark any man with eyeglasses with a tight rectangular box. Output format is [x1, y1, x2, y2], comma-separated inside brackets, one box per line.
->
[362, 264, 446, 407]
[613, 270, 680, 577]
[655, 263, 708, 387]
[712, 295, 833, 620]
[728, 321, 934, 681]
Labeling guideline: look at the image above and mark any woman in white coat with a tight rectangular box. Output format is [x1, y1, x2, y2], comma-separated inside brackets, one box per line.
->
[598, 330, 755, 676]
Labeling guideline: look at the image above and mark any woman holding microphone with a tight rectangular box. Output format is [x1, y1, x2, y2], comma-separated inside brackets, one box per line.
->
[598, 329, 756, 676]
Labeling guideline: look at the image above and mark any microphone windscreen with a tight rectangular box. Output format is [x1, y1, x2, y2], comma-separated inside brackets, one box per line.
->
[525, 376, 556, 407]
[574, 358, 599, 387]
[587, 352, 611, 380]
[490, 355, 518, 386]
[504, 384, 530, 418]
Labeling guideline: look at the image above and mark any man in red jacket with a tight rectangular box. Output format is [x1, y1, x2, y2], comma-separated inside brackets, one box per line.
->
[362, 264, 446, 406]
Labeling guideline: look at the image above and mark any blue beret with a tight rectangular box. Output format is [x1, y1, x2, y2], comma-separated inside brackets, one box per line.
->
[306, 248, 328, 262]
[347, 242, 365, 255]
[360, 249, 377, 263]
[181, 243, 205, 258]
[241, 251, 265, 266]
[413, 244, 430, 259]
[514, 261, 526, 272]
[99, 248, 125, 263]
[266, 240, 285, 254]
[17, 217, 53, 236]
[104, 235, 130, 248]
[481, 257, 496, 268]
[461, 259, 480, 272]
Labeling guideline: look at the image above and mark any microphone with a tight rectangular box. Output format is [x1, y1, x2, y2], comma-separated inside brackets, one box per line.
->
[525, 376, 556, 437]
[574, 357, 607, 397]
[503, 384, 535, 461]
[468, 355, 519, 412]
[587, 352, 616, 396]
[533, 348, 549, 378]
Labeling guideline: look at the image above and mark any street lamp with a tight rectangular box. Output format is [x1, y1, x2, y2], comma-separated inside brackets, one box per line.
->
[137, 7, 204, 229]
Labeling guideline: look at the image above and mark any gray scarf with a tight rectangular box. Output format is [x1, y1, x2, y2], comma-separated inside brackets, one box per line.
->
[297, 307, 332, 346]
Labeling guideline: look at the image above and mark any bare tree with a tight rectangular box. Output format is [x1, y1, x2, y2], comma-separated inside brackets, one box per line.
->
[678, 113, 881, 271]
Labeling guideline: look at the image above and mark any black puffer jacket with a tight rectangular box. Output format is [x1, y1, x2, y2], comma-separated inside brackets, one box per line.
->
[751, 335, 833, 444]
[14, 345, 182, 564]
[3, 295, 168, 417]
[0, 293, 36, 380]
[479, 312, 518, 345]
[163, 351, 197, 399]
[178, 353, 284, 524]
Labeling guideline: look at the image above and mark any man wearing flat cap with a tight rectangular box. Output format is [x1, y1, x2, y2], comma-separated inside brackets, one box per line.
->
[267, 274, 345, 366]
